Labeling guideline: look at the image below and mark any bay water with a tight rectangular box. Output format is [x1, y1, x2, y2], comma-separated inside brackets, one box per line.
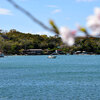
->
[0, 55, 100, 100]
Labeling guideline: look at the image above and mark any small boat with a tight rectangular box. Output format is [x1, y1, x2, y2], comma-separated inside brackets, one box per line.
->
[48, 55, 57, 59]
[0, 53, 4, 57]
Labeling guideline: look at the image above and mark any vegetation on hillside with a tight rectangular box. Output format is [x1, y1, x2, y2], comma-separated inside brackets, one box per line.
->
[0, 29, 100, 55]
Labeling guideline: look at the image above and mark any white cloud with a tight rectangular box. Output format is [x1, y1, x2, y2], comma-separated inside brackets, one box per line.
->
[76, 0, 96, 2]
[52, 9, 61, 14]
[47, 5, 61, 14]
[0, 8, 12, 15]
[47, 5, 57, 8]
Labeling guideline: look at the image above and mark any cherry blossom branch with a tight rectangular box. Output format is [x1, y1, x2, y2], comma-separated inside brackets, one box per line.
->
[6, 0, 91, 37]
[7, 0, 55, 33]
[6, 0, 100, 47]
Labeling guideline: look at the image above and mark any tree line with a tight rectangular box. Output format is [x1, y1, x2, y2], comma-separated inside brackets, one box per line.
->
[0, 29, 100, 55]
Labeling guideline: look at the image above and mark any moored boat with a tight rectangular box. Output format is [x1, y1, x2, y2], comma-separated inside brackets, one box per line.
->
[48, 55, 56, 59]
[0, 52, 4, 57]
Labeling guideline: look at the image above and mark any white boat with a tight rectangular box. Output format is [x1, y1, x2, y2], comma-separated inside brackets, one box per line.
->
[48, 55, 56, 59]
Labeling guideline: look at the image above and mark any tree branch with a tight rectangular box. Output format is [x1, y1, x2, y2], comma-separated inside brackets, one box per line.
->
[7, 0, 54, 33]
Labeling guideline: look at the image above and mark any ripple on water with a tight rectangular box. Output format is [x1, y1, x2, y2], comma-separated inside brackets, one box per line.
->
[0, 55, 100, 100]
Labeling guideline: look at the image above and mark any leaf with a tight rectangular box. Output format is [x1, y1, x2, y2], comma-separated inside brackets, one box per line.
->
[49, 20, 59, 34]
[79, 27, 89, 36]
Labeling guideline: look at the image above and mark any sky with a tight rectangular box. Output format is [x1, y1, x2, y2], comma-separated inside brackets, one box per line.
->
[0, 0, 100, 36]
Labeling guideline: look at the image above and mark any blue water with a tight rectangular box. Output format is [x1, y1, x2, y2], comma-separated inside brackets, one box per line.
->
[0, 55, 100, 100]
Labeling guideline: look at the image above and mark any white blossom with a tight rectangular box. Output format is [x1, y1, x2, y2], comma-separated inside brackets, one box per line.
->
[60, 27, 76, 46]
[94, 7, 100, 17]
[87, 7, 100, 36]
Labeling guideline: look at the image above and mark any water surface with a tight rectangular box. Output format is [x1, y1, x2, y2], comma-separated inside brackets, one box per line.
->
[0, 55, 100, 100]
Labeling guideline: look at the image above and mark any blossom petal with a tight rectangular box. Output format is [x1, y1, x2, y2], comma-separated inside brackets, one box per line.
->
[60, 27, 75, 46]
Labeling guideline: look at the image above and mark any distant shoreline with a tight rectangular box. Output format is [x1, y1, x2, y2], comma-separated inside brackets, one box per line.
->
[4, 54, 100, 56]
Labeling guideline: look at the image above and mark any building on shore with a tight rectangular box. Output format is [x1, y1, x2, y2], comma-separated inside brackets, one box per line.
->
[52, 50, 66, 55]
[23, 49, 66, 55]
[43, 49, 53, 55]
[74, 51, 95, 55]
[23, 49, 43, 55]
